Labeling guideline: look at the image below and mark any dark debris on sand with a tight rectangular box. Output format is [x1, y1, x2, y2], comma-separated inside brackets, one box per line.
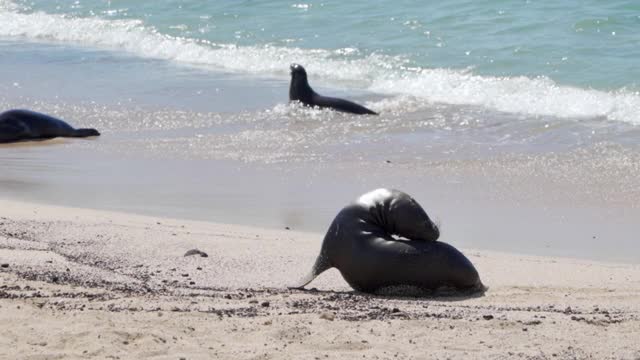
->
[0, 217, 635, 329]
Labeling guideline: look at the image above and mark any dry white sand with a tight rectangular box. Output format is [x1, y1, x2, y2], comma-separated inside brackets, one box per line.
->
[1, 198, 639, 359]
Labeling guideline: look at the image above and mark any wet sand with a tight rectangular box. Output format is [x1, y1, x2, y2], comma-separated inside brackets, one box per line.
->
[1, 198, 639, 359]
[2, 134, 640, 263]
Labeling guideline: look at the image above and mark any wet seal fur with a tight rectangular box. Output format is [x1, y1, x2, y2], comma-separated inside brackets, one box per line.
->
[0, 109, 100, 143]
[291, 189, 484, 294]
[289, 63, 378, 115]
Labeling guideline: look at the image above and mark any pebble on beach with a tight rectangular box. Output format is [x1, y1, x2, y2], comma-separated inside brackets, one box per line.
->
[184, 249, 208, 258]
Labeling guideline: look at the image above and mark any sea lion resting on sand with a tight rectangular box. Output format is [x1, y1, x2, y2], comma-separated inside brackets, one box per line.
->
[0, 109, 100, 143]
[289, 63, 378, 115]
[291, 189, 484, 294]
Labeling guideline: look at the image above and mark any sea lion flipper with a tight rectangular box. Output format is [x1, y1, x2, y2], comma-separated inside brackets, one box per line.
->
[289, 253, 331, 289]
[288, 271, 317, 290]
[312, 96, 378, 115]
[72, 128, 101, 137]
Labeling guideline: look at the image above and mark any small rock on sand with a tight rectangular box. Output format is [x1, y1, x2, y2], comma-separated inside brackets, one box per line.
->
[184, 249, 208, 258]
[320, 312, 336, 321]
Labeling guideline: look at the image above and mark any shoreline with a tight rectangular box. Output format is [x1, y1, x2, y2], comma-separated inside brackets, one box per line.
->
[2, 40, 639, 265]
[1, 198, 639, 359]
[2, 137, 640, 264]
[3, 195, 639, 268]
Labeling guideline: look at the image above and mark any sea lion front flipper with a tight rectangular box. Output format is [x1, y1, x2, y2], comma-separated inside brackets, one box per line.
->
[289, 253, 332, 289]
[288, 271, 317, 290]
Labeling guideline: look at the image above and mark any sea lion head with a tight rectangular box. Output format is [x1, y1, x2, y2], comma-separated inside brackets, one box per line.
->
[391, 192, 440, 242]
[290, 63, 307, 79]
[289, 63, 313, 102]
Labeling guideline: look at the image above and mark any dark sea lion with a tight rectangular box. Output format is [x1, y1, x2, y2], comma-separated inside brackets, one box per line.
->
[289, 63, 378, 115]
[292, 189, 484, 294]
[0, 109, 100, 143]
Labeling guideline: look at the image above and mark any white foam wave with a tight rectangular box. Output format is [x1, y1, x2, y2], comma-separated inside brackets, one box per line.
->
[369, 70, 640, 124]
[1, 1, 639, 124]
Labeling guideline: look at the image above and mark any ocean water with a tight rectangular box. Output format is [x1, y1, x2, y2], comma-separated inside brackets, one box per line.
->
[2, 0, 640, 121]
[1, 0, 639, 261]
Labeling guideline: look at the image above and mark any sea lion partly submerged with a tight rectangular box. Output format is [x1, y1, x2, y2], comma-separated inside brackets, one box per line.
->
[289, 63, 378, 115]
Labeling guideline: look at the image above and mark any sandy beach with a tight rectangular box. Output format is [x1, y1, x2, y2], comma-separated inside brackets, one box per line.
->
[1, 198, 639, 359]
[3, 1, 640, 359]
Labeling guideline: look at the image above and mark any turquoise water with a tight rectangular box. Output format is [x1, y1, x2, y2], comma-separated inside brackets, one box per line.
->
[1, 0, 640, 123]
[12, 0, 640, 90]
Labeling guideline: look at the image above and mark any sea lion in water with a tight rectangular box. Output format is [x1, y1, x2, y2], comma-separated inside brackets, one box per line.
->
[291, 189, 483, 294]
[0, 109, 100, 143]
[289, 63, 378, 115]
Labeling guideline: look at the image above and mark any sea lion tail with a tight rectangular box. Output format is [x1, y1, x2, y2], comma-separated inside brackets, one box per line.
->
[72, 128, 101, 137]
[288, 253, 331, 290]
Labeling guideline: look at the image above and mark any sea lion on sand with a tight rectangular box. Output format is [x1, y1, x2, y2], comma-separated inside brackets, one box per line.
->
[0, 109, 100, 143]
[289, 63, 378, 115]
[291, 189, 483, 294]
